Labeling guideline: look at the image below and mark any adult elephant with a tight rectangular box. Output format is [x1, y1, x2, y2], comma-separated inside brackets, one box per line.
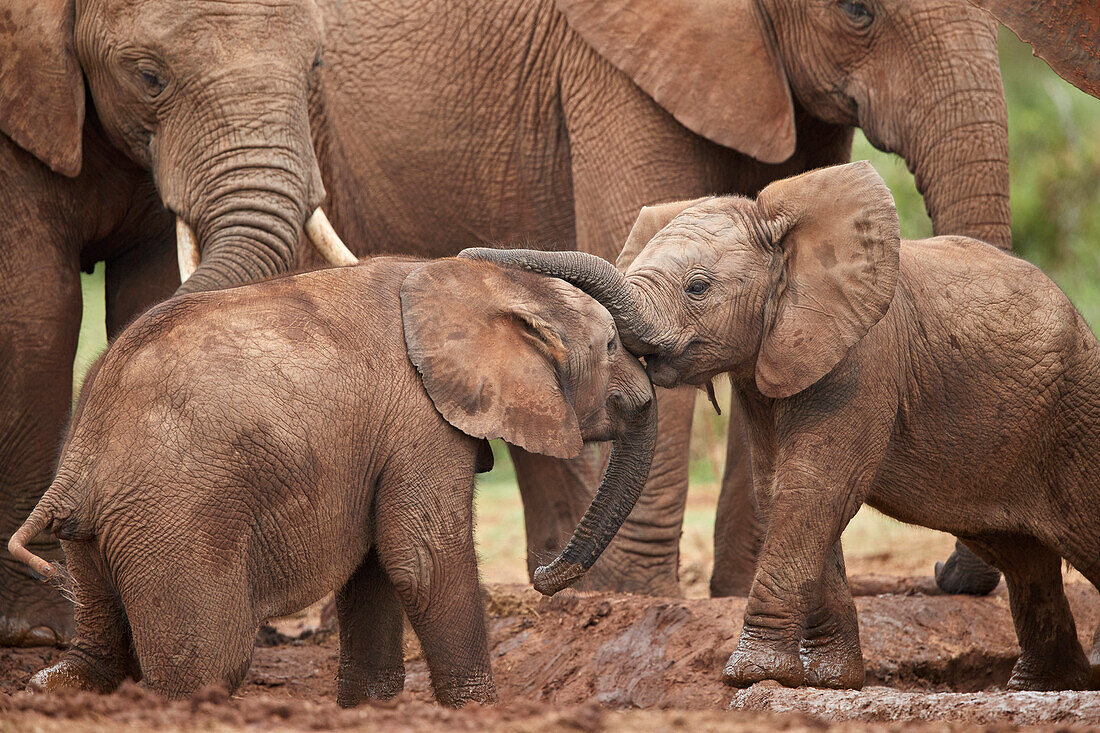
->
[310, 0, 1011, 597]
[2, 0, 1011, 646]
[0, 0, 355, 647]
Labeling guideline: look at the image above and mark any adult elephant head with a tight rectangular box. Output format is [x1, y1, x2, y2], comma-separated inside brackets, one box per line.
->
[559, 0, 1012, 249]
[0, 0, 354, 294]
[0, 0, 355, 649]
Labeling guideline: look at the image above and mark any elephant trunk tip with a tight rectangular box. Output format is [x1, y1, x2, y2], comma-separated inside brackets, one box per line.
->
[532, 559, 587, 597]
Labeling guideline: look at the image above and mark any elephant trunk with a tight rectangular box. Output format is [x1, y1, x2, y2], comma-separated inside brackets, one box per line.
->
[532, 385, 658, 596]
[457, 248, 666, 354]
[861, 12, 1011, 249]
[909, 105, 1011, 249]
[154, 71, 332, 294]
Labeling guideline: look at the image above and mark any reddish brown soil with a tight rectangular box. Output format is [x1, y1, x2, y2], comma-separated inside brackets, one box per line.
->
[2, 579, 1098, 731]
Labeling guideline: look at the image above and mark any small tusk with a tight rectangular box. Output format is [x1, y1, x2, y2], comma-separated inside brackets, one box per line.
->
[304, 208, 358, 267]
[177, 218, 201, 283]
[700, 379, 722, 415]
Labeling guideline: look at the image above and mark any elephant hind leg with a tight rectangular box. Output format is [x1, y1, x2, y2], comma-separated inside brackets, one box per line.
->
[335, 548, 406, 707]
[123, 564, 255, 698]
[27, 541, 138, 694]
[970, 536, 1089, 691]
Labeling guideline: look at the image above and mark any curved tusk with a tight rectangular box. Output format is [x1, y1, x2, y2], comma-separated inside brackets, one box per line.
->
[304, 208, 358, 267]
[177, 218, 201, 283]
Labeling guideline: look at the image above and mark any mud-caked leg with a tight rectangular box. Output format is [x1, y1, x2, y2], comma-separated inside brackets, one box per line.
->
[123, 559, 256, 698]
[971, 537, 1089, 691]
[335, 549, 406, 707]
[710, 390, 761, 597]
[375, 469, 495, 707]
[800, 541, 864, 689]
[28, 541, 138, 693]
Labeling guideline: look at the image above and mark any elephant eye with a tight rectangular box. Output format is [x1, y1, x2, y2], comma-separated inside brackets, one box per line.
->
[685, 279, 710, 298]
[312, 49, 324, 71]
[138, 68, 167, 97]
[840, 0, 873, 27]
[607, 336, 618, 355]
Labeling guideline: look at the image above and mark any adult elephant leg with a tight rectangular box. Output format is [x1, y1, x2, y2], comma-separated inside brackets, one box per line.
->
[710, 389, 761, 597]
[0, 247, 82, 647]
[510, 386, 693, 596]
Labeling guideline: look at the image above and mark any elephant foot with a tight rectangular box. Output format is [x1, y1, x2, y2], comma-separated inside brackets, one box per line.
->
[722, 639, 804, 688]
[800, 634, 864, 689]
[337, 666, 405, 707]
[28, 657, 119, 694]
[430, 672, 497, 708]
[934, 541, 1001, 595]
[1006, 649, 1090, 692]
[0, 560, 73, 647]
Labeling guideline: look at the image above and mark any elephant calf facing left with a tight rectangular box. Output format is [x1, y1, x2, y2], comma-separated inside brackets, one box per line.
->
[8, 256, 656, 705]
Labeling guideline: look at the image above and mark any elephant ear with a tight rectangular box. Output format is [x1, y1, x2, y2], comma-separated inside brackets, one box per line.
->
[616, 197, 712, 271]
[557, 0, 795, 163]
[401, 259, 584, 459]
[0, 0, 84, 176]
[967, 0, 1099, 98]
[754, 161, 900, 399]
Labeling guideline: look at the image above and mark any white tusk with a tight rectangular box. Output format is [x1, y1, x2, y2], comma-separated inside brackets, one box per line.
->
[177, 218, 201, 283]
[304, 208, 358, 267]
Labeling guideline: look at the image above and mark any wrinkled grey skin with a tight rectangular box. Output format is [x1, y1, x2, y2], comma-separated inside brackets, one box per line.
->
[3, 0, 1010, 645]
[308, 0, 1010, 599]
[465, 162, 1100, 691]
[0, 0, 329, 647]
[9, 257, 656, 705]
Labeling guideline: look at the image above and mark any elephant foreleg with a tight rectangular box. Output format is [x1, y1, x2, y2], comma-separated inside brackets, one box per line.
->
[0, 249, 83, 647]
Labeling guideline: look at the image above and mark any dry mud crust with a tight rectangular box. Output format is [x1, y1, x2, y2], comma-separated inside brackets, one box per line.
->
[1, 580, 1098, 731]
[5, 685, 1072, 733]
[731, 682, 1100, 726]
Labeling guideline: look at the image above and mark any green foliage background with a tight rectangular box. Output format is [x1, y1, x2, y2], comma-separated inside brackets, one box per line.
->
[852, 27, 1100, 330]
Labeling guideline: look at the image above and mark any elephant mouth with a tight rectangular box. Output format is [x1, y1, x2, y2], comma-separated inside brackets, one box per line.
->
[643, 355, 686, 389]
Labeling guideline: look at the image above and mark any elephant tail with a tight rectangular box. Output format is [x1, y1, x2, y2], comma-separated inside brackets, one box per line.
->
[7, 481, 85, 596]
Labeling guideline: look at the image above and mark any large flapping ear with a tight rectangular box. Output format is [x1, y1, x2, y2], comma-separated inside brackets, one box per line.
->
[401, 259, 584, 459]
[0, 0, 84, 176]
[754, 161, 900, 398]
[616, 197, 712, 271]
[558, 0, 795, 163]
[968, 0, 1099, 98]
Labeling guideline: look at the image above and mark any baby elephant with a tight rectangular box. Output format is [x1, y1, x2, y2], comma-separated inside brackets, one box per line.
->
[8, 256, 656, 705]
[464, 161, 1100, 691]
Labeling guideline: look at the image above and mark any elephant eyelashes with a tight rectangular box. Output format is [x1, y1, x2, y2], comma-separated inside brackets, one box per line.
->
[840, 0, 874, 27]
[138, 68, 167, 98]
[686, 279, 710, 298]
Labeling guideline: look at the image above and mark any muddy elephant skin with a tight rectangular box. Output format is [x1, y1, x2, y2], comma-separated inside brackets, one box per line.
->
[0, 0, 341, 648]
[7, 257, 657, 706]
[461, 161, 1100, 692]
[1, 0, 1012, 642]
[308, 0, 1012, 599]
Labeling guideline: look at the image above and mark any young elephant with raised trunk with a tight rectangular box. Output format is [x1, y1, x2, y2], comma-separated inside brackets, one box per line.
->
[8, 257, 655, 705]
[463, 161, 1100, 691]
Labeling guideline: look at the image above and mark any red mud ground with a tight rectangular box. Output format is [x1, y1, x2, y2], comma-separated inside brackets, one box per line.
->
[2, 579, 1099, 731]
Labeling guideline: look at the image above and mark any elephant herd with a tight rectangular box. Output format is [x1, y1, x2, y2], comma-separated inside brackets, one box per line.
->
[1, 0, 1096, 707]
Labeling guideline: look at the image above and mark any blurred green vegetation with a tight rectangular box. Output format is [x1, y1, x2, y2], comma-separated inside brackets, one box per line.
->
[853, 27, 1100, 330]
